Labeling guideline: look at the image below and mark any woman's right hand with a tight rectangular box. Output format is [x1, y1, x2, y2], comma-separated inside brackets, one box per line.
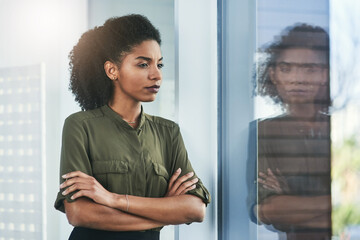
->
[165, 168, 198, 197]
[60, 171, 115, 207]
[258, 168, 290, 194]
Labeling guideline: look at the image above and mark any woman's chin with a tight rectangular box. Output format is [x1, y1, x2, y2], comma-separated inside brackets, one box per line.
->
[281, 95, 315, 104]
[286, 99, 316, 104]
[140, 96, 157, 103]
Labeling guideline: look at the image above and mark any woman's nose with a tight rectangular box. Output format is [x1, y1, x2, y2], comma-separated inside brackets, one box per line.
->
[149, 65, 162, 80]
[289, 69, 307, 84]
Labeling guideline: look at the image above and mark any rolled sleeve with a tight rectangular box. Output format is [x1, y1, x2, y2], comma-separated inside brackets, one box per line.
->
[171, 124, 211, 205]
[54, 116, 93, 213]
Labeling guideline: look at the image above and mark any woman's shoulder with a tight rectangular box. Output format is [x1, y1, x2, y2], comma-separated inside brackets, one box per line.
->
[65, 107, 105, 123]
[144, 113, 178, 129]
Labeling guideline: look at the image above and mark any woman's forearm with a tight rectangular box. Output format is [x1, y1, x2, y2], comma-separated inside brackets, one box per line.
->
[61, 171, 206, 225]
[258, 195, 331, 226]
[64, 198, 165, 231]
[111, 194, 206, 225]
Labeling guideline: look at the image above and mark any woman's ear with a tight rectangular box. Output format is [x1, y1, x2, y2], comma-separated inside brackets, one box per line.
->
[269, 66, 276, 85]
[104, 61, 118, 81]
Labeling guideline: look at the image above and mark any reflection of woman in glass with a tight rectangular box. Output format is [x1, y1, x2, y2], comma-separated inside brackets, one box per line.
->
[54, 15, 210, 240]
[248, 24, 331, 240]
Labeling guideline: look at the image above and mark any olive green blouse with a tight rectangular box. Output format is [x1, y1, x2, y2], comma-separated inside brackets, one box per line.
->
[54, 105, 210, 215]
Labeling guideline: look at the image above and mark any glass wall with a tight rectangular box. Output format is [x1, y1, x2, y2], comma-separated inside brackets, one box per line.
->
[253, 1, 331, 239]
[220, 0, 360, 239]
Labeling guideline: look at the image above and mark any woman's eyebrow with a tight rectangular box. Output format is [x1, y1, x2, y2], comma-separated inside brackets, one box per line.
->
[135, 56, 163, 61]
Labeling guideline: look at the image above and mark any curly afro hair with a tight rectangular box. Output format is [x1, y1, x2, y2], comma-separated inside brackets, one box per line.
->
[256, 23, 329, 105]
[69, 14, 161, 110]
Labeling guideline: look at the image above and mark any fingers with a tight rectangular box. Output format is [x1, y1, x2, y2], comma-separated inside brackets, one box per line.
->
[60, 174, 96, 190]
[60, 171, 98, 196]
[59, 171, 112, 206]
[266, 169, 280, 187]
[261, 184, 281, 193]
[60, 176, 92, 189]
[171, 171, 194, 192]
[258, 171, 279, 187]
[166, 170, 199, 197]
[267, 168, 276, 178]
[70, 189, 92, 200]
[258, 178, 278, 189]
[258, 168, 289, 194]
[61, 182, 92, 196]
[258, 169, 281, 189]
[179, 178, 198, 195]
[167, 168, 182, 191]
[62, 171, 91, 180]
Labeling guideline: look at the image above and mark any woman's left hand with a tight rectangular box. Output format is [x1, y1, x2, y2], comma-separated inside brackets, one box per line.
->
[60, 171, 115, 207]
[165, 168, 198, 197]
[258, 168, 290, 194]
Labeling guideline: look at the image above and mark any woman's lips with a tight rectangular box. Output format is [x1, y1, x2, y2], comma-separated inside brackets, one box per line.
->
[145, 85, 160, 93]
[287, 89, 310, 96]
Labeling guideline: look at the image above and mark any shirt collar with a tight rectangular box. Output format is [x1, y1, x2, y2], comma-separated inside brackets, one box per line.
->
[101, 105, 146, 130]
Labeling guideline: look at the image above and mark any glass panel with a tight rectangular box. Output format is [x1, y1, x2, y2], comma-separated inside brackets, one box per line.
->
[219, 0, 257, 239]
[246, 0, 360, 239]
[249, 1, 332, 239]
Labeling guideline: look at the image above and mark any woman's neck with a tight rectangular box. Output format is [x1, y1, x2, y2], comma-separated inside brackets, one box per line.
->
[108, 98, 141, 126]
[288, 103, 322, 119]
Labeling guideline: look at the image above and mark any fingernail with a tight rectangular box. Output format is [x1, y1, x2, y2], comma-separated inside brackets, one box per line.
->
[194, 178, 199, 183]
[59, 183, 63, 188]
[62, 174, 67, 178]
[71, 195, 74, 200]
[62, 190, 66, 195]
[188, 172, 194, 176]
[176, 168, 181, 172]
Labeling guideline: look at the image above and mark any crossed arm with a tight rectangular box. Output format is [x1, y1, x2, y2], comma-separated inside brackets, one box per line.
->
[256, 168, 331, 229]
[61, 169, 206, 231]
[257, 195, 331, 229]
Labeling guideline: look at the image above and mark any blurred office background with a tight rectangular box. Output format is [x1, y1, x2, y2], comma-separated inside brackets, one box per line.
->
[0, 0, 359, 239]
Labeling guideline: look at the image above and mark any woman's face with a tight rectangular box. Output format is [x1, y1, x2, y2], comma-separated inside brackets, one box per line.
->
[269, 48, 328, 104]
[113, 40, 163, 103]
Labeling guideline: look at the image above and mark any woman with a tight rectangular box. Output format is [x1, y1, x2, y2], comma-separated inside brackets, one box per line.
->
[247, 24, 331, 240]
[54, 14, 210, 240]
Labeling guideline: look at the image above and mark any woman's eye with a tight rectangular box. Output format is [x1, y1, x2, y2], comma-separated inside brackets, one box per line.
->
[279, 65, 291, 73]
[138, 63, 149, 68]
[157, 63, 164, 69]
[276, 63, 291, 73]
[304, 64, 320, 73]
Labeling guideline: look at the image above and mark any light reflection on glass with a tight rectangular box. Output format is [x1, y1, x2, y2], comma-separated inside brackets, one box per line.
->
[248, 24, 332, 240]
